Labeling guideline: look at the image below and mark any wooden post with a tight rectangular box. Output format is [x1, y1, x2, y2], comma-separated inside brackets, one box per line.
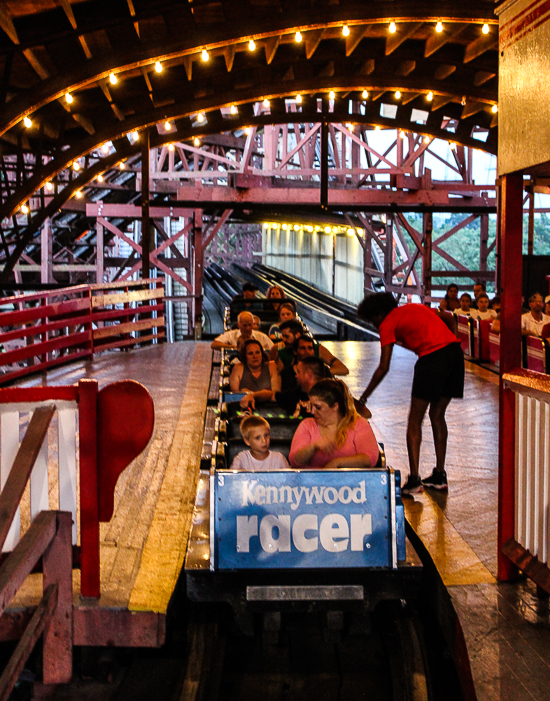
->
[141, 128, 150, 279]
[193, 209, 203, 339]
[498, 171, 523, 582]
[78, 379, 99, 599]
[42, 512, 73, 683]
[528, 189, 535, 256]
[422, 212, 433, 305]
[96, 220, 104, 284]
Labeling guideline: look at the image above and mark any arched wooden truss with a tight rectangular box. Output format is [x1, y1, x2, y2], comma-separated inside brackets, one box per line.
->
[0, 0, 501, 306]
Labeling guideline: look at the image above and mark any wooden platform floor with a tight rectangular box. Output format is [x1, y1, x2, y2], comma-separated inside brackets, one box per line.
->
[326, 341, 550, 701]
[7, 342, 212, 647]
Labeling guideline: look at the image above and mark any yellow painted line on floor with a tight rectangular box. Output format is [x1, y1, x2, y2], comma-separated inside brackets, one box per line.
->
[129, 344, 211, 613]
[404, 494, 496, 586]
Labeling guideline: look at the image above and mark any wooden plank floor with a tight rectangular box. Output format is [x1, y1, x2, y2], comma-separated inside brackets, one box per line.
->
[326, 341, 550, 701]
[5, 342, 212, 646]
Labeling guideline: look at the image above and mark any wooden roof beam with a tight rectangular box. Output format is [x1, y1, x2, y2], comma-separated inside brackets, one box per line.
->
[386, 23, 422, 56]
[434, 64, 456, 80]
[304, 29, 326, 60]
[0, 3, 18, 44]
[345, 26, 367, 57]
[425, 24, 467, 58]
[265, 35, 281, 64]
[126, 0, 140, 38]
[57, 0, 77, 30]
[224, 45, 236, 71]
[22, 49, 50, 80]
[473, 71, 496, 86]
[464, 34, 498, 63]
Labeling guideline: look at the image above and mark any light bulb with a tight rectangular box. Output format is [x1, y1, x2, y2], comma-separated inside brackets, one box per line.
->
[248, 39, 256, 51]
[132, 131, 139, 140]
[492, 104, 498, 113]
[194, 137, 200, 146]
[201, 49, 209, 61]
[21, 204, 29, 214]
[342, 25, 350, 37]
[436, 21, 443, 33]
[450, 142, 457, 150]
[263, 98, 270, 107]
[362, 89, 368, 99]
[109, 73, 117, 85]
[73, 161, 80, 170]
[230, 104, 237, 114]
[427, 91, 433, 101]
[244, 127, 251, 135]
[375, 125, 380, 131]
[65, 92, 73, 104]
[482, 23, 490, 35]
[295, 31, 302, 43]
[389, 21, 396, 34]
[197, 112, 205, 122]
[395, 90, 401, 99]
[102, 143, 109, 153]
[98, 174, 104, 182]
[168, 143, 174, 151]
[329, 90, 335, 99]
[155, 61, 163, 73]
[399, 131, 405, 139]
[119, 161, 125, 169]
[165, 120, 172, 130]
[424, 135, 430, 143]
[76, 191, 82, 198]
[23, 116, 32, 128]
[46, 182, 53, 191]
[296, 94, 302, 103]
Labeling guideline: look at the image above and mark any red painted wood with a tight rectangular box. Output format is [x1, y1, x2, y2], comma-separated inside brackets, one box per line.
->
[97, 381, 154, 522]
[0, 296, 88, 327]
[473, 319, 492, 362]
[489, 332, 500, 368]
[0, 386, 78, 403]
[78, 379, 100, 599]
[526, 336, 549, 373]
[0, 330, 91, 366]
[498, 172, 524, 582]
[456, 314, 473, 356]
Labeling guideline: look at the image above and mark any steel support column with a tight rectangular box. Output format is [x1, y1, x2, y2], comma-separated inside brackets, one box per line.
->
[498, 171, 523, 582]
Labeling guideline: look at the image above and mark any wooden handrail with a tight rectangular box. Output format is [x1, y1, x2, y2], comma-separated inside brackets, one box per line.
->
[0, 511, 73, 695]
[0, 406, 55, 552]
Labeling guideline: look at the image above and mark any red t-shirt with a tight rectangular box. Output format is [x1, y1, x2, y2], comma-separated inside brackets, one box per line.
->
[379, 304, 457, 357]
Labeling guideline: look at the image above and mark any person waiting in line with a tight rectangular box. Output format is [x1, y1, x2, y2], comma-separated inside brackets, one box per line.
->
[470, 293, 497, 321]
[439, 283, 460, 312]
[454, 293, 473, 317]
[211, 311, 273, 351]
[268, 302, 297, 341]
[289, 379, 379, 469]
[230, 339, 281, 403]
[231, 415, 289, 471]
[357, 292, 464, 495]
[270, 319, 305, 367]
[521, 292, 550, 337]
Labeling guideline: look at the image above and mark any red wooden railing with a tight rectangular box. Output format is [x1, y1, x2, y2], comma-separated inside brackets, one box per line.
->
[0, 380, 154, 599]
[0, 278, 164, 385]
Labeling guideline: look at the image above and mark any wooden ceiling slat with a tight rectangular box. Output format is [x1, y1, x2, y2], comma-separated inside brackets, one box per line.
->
[434, 64, 456, 80]
[264, 35, 280, 64]
[473, 70, 495, 86]
[224, 44, 236, 72]
[345, 26, 367, 57]
[22, 47, 51, 80]
[57, 0, 77, 30]
[463, 33, 497, 63]
[425, 24, 467, 58]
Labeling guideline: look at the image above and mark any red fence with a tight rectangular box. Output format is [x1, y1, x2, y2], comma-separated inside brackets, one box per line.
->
[0, 279, 164, 385]
[0, 380, 154, 599]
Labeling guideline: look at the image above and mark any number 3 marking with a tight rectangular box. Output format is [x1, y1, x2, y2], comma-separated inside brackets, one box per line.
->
[381, 473, 387, 485]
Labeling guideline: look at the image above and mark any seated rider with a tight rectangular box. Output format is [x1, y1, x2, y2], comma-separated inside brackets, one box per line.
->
[211, 311, 273, 351]
[289, 379, 379, 469]
[269, 319, 305, 367]
[231, 415, 289, 471]
[230, 339, 281, 403]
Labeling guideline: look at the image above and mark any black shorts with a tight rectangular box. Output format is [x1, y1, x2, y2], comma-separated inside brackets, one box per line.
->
[411, 342, 464, 402]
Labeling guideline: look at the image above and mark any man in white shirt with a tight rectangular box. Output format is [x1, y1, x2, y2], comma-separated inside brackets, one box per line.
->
[521, 293, 550, 337]
[211, 311, 273, 350]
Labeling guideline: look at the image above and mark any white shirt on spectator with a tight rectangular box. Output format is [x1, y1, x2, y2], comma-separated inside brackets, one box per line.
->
[470, 309, 497, 321]
[213, 328, 273, 350]
[521, 312, 550, 337]
[231, 450, 289, 471]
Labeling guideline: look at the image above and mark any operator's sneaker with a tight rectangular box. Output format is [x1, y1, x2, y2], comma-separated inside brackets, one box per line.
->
[401, 475, 423, 495]
[421, 469, 448, 491]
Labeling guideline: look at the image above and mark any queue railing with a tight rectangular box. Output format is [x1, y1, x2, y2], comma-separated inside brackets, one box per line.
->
[501, 369, 550, 591]
[0, 380, 154, 599]
[0, 279, 164, 386]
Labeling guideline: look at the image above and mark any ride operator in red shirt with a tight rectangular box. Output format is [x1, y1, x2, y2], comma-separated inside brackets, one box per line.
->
[357, 293, 464, 495]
